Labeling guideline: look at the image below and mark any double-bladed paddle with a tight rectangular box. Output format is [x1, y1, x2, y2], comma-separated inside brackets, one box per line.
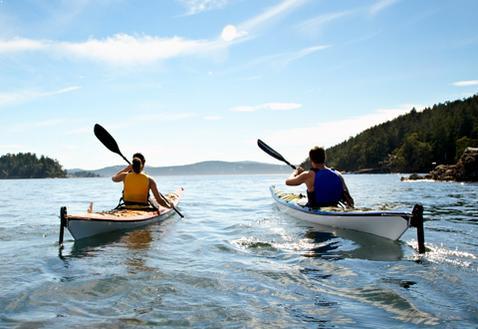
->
[257, 139, 297, 169]
[94, 123, 184, 218]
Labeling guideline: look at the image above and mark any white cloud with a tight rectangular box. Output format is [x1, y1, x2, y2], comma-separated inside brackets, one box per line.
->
[1, 0, 310, 65]
[216, 0, 309, 44]
[0, 33, 226, 65]
[0, 38, 47, 53]
[223, 44, 330, 74]
[58, 34, 207, 65]
[296, 10, 353, 34]
[179, 0, 231, 15]
[43, 86, 81, 96]
[240, 0, 308, 32]
[452, 80, 478, 87]
[278, 45, 330, 66]
[370, 0, 399, 16]
[221, 25, 247, 42]
[0, 86, 80, 108]
[262, 103, 422, 163]
[231, 102, 302, 113]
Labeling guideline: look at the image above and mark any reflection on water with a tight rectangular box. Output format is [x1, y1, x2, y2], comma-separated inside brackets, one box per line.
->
[303, 226, 404, 261]
[59, 228, 156, 277]
[231, 223, 404, 262]
[124, 230, 154, 274]
[125, 230, 153, 250]
[63, 230, 127, 258]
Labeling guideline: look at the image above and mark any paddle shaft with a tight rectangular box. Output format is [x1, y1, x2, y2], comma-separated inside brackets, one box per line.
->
[119, 154, 130, 165]
[283, 161, 297, 170]
[94, 124, 184, 218]
[257, 139, 297, 170]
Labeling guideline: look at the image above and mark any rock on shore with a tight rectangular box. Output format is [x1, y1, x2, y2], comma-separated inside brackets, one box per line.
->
[402, 147, 478, 182]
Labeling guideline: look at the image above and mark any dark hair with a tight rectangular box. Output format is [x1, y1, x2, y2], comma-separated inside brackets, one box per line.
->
[132, 152, 145, 174]
[132, 158, 142, 173]
[309, 146, 326, 164]
[133, 152, 145, 164]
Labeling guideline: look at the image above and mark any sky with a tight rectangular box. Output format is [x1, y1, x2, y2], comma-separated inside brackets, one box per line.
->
[0, 0, 477, 170]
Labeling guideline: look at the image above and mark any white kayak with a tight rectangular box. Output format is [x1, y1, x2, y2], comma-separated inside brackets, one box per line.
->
[270, 185, 413, 240]
[60, 188, 184, 241]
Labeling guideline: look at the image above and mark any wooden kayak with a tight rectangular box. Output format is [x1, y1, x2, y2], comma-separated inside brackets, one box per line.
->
[59, 188, 184, 241]
[270, 185, 415, 241]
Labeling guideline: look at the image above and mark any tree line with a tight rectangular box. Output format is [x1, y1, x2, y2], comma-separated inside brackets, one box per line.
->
[0, 153, 66, 179]
[325, 94, 478, 173]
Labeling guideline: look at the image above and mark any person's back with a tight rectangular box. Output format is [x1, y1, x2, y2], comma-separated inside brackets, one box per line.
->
[310, 168, 343, 207]
[112, 152, 173, 210]
[123, 171, 150, 205]
[286, 146, 354, 208]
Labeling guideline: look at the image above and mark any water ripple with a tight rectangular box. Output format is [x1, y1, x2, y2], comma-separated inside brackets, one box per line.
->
[0, 175, 477, 327]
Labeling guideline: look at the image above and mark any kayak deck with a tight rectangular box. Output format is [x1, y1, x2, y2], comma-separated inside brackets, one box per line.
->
[270, 185, 411, 240]
[65, 189, 182, 222]
[66, 209, 159, 221]
[60, 188, 183, 241]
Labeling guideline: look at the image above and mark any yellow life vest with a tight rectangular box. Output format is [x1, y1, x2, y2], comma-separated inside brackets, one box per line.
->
[123, 172, 150, 205]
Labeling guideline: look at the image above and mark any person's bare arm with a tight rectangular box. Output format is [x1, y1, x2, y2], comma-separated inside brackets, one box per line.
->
[285, 167, 308, 186]
[112, 165, 132, 182]
[149, 178, 172, 208]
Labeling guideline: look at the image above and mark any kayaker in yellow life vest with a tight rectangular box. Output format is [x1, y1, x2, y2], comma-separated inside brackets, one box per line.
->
[286, 146, 354, 208]
[112, 153, 172, 210]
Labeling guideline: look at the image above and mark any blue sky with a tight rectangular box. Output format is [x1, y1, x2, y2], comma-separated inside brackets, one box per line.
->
[0, 0, 477, 169]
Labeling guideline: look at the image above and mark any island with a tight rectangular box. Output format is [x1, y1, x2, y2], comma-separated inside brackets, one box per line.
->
[0, 153, 66, 179]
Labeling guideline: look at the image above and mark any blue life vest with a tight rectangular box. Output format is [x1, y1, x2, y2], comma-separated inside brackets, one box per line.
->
[308, 168, 343, 207]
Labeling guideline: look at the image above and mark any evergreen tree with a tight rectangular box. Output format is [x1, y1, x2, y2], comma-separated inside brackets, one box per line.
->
[0, 153, 66, 179]
[326, 94, 478, 172]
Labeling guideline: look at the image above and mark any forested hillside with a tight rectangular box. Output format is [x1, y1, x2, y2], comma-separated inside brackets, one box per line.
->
[0, 153, 66, 179]
[326, 94, 478, 173]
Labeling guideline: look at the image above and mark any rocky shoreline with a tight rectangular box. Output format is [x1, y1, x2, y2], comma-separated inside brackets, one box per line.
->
[402, 147, 478, 182]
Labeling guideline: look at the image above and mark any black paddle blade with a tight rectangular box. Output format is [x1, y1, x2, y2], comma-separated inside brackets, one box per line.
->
[257, 139, 286, 162]
[94, 124, 122, 154]
[94, 124, 131, 164]
[257, 139, 296, 169]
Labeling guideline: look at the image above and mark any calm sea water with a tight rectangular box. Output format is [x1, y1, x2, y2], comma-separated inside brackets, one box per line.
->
[0, 174, 477, 328]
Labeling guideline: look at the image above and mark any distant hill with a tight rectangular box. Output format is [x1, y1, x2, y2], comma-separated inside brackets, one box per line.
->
[325, 94, 478, 173]
[73, 161, 291, 177]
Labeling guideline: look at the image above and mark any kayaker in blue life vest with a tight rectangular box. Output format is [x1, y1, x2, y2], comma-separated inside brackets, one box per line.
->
[112, 152, 172, 210]
[285, 146, 354, 208]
